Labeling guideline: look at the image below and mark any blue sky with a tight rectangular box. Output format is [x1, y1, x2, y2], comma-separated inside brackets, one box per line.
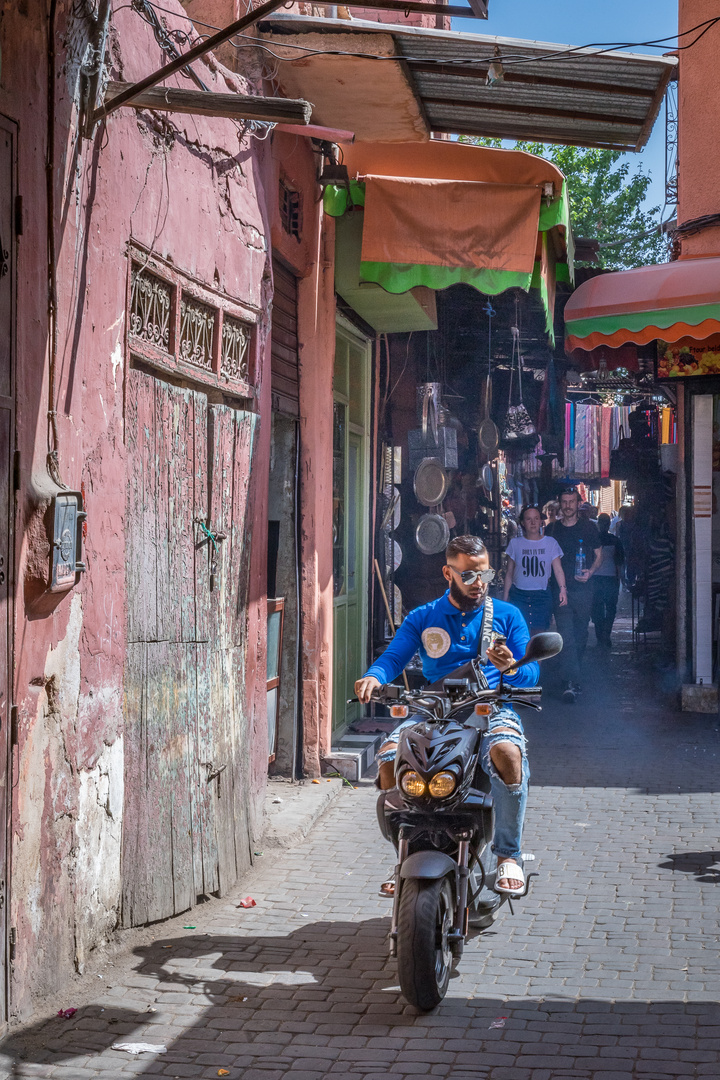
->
[451, 0, 678, 216]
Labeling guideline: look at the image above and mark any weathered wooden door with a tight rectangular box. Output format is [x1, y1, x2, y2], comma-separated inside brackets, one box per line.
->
[0, 114, 16, 1018]
[122, 366, 256, 926]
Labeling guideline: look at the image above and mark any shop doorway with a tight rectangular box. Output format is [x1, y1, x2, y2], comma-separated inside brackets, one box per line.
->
[267, 259, 301, 776]
[267, 415, 300, 775]
[332, 321, 371, 731]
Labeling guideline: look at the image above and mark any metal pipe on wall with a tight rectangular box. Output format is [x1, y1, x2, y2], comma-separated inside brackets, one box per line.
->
[293, 418, 303, 781]
[675, 384, 687, 680]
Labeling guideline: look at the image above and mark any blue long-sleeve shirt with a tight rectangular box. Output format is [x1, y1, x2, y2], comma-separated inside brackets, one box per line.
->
[365, 592, 539, 689]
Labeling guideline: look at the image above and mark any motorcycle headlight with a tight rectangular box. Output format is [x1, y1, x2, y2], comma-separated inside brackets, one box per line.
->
[428, 771, 457, 798]
[400, 771, 426, 797]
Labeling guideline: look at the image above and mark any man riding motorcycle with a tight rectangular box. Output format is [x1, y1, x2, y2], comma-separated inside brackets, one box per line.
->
[355, 535, 539, 897]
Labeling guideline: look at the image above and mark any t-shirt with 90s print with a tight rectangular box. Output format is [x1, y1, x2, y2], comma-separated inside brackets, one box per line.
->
[505, 535, 563, 591]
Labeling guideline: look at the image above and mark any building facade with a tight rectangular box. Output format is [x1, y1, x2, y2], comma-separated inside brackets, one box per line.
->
[0, 0, 341, 1021]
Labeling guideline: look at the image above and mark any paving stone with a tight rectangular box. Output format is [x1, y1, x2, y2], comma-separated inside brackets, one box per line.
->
[3, 625, 720, 1078]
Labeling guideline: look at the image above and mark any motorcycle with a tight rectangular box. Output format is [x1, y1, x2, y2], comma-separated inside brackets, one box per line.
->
[365, 631, 561, 1011]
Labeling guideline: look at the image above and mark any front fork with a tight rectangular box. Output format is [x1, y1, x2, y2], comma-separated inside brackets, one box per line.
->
[449, 839, 470, 958]
[389, 832, 471, 959]
[389, 832, 408, 958]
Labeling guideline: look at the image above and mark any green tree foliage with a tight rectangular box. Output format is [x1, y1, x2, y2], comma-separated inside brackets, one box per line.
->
[461, 137, 667, 269]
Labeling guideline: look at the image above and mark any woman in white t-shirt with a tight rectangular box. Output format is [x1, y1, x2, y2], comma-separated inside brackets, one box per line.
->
[502, 505, 567, 635]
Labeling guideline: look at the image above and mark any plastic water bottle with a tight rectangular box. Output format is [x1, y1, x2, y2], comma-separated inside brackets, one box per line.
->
[575, 540, 586, 581]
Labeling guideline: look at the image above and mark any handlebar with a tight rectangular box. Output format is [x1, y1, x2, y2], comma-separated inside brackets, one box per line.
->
[347, 683, 542, 712]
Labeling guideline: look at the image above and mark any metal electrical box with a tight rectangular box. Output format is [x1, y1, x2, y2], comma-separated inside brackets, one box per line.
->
[50, 491, 87, 592]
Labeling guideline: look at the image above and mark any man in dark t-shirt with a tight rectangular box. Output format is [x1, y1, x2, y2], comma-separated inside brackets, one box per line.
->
[592, 512, 625, 649]
[546, 488, 602, 703]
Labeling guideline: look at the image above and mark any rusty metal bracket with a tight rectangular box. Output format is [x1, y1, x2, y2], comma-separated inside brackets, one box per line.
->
[90, 0, 290, 128]
[90, 0, 487, 131]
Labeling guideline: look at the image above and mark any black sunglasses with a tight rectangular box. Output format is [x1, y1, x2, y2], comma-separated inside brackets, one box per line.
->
[448, 566, 496, 586]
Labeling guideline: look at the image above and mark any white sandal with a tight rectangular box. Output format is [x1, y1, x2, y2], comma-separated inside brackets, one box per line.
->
[494, 861, 525, 897]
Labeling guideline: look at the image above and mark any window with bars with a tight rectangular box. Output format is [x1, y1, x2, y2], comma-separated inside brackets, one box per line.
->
[279, 178, 302, 241]
[127, 252, 256, 396]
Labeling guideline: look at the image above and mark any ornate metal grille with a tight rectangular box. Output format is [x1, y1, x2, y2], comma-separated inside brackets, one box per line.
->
[130, 264, 172, 350]
[220, 315, 251, 383]
[180, 293, 215, 369]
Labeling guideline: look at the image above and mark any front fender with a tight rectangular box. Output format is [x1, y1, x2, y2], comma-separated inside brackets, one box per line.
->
[399, 850, 457, 882]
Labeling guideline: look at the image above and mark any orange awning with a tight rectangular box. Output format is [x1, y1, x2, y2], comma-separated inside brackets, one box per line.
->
[565, 257, 720, 351]
[361, 175, 541, 273]
[342, 140, 564, 190]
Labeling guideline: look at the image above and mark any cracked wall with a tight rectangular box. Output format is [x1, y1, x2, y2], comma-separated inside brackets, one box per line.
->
[0, 0, 293, 1019]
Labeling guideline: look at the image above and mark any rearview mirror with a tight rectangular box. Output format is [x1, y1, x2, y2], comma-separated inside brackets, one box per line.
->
[516, 631, 563, 667]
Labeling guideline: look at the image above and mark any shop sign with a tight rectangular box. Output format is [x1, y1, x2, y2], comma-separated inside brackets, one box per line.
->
[657, 334, 720, 378]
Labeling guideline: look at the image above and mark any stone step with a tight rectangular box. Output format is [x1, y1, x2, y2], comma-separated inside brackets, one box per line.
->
[322, 731, 384, 782]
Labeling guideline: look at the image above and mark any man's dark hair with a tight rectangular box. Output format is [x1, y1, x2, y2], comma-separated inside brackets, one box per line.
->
[597, 512, 611, 529]
[446, 535, 486, 561]
[559, 487, 580, 502]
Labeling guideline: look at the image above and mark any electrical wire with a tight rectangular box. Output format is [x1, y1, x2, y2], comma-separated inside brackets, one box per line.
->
[123, 1, 717, 70]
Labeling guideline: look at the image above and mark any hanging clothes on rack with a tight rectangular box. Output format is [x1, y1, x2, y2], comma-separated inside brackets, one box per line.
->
[600, 409, 612, 478]
[565, 402, 643, 480]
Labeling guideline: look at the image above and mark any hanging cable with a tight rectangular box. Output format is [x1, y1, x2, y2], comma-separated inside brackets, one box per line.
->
[46, 0, 66, 488]
[120, 1, 717, 69]
[130, 0, 209, 89]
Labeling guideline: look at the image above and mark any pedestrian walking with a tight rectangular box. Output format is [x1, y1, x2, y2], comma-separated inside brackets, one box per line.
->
[546, 487, 603, 704]
[592, 512, 624, 649]
[542, 499, 559, 525]
[503, 505, 567, 635]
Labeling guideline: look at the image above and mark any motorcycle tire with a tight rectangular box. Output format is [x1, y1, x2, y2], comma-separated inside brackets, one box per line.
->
[396, 876, 454, 1011]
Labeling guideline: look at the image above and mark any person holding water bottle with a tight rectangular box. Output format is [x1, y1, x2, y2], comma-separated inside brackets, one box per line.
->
[546, 488, 603, 704]
[503, 505, 567, 635]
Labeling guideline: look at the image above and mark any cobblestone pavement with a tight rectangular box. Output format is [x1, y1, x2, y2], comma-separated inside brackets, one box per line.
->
[3, 617, 720, 1079]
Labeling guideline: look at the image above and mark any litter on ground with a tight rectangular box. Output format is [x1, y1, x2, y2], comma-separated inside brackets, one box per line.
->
[112, 1042, 168, 1055]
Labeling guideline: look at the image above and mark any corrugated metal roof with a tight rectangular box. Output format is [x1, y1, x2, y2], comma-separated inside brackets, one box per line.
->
[258, 15, 677, 151]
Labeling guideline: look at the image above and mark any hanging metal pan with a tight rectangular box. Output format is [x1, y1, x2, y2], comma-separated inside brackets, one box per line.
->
[415, 513, 450, 555]
[478, 349, 499, 454]
[482, 464, 493, 494]
[478, 417, 499, 454]
[414, 457, 450, 508]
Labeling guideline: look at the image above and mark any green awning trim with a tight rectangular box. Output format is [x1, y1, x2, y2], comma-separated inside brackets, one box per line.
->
[360, 260, 532, 295]
[359, 259, 559, 346]
[538, 184, 570, 234]
[565, 301, 720, 340]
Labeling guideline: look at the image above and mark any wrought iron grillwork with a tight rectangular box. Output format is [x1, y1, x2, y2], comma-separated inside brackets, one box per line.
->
[180, 293, 215, 369]
[130, 264, 172, 350]
[221, 315, 251, 382]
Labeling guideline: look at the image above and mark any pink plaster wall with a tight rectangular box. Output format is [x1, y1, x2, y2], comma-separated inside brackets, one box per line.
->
[269, 132, 336, 774]
[678, 0, 720, 258]
[0, 0, 306, 1018]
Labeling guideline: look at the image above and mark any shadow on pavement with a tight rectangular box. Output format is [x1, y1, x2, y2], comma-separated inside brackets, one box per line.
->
[3, 921, 719, 1079]
[658, 850, 720, 882]
[525, 631, 720, 794]
[0, 1006, 149, 1074]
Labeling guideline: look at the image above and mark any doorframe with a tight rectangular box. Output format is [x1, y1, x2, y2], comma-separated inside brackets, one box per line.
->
[1, 111, 18, 1025]
[332, 316, 371, 733]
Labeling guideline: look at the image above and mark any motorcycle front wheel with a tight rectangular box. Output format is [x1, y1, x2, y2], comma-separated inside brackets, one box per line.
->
[396, 875, 454, 1010]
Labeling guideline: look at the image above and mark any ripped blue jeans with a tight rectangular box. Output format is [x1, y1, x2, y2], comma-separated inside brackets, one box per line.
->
[380, 706, 528, 861]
